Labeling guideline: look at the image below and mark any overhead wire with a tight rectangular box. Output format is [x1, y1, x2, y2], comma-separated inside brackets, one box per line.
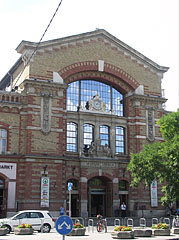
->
[13, 0, 64, 87]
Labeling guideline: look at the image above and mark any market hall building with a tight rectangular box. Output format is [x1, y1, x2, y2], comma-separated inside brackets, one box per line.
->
[0, 29, 168, 218]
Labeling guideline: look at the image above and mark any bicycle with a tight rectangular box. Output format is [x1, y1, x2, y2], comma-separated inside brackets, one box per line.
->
[97, 218, 107, 233]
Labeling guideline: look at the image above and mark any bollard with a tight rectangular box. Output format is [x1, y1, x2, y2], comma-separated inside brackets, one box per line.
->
[114, 218, 120, 226]
[164, 218, 170, 229]
[127, 218, 133, 227]
[72, 217, 84, 226]
[140, 218, 146, 227]
[88, 219, 94, 232]
[152, 218, 158, 226]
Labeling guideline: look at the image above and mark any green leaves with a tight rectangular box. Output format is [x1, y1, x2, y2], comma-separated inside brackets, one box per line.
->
[128, 111, 179, 205]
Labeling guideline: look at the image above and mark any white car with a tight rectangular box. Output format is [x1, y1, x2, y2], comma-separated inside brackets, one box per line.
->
[0, 210, 55, 233]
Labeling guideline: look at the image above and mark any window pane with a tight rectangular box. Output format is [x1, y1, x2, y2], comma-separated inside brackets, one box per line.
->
[66, 123, 77, 152]
[115, 126, 125, 154]
[100, 125, 109, 146]
[0, 129, 7, 154]
[112, 88, 123, 116]
[83, 124, 94, 149]
[67, 81, 79, 111]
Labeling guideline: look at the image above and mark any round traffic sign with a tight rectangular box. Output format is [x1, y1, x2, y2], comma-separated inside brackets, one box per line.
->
[56, 215, 73, 235]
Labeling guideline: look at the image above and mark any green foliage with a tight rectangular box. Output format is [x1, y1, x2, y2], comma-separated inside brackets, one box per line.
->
[152, 223, 168, 229]
[17, 224, 32, 228]
[114, 226, 132, 231]
[128, 111, 179, 205]
[0, 222, 6, 228]
[73, 223, 85, 228]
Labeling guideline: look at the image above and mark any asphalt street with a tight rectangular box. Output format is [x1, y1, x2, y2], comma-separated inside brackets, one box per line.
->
[1, 227, 179, 240]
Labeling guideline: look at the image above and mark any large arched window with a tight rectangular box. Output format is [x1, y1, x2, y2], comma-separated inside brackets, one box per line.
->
[115, 126, 125, 154]
[66, 122, 77, 152]
[99, 125, 110, 146]
[67, 80, 124, 116]
[0, 129, 7, 154]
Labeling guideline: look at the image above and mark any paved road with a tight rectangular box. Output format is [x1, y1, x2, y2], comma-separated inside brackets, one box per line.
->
[2, 227, 179, 240]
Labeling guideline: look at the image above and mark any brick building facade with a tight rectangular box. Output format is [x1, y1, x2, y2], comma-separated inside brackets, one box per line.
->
[0, 29, 168, 218]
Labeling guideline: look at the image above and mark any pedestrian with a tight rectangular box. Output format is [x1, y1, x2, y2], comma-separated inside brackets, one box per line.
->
[60, 206, 64, 215]
[121, 202, 126, 218]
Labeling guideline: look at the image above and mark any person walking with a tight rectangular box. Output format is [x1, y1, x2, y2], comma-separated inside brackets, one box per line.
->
[60, 206, 64, 215]
[121, 202, 126, 218]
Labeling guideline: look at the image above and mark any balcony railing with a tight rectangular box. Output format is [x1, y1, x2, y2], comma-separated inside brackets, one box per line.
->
[0, 91, 21, 103]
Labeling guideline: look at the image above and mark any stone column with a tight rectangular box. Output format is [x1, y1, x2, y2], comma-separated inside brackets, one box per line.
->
[113, 178, 119, 216]
[80, 177, 88, 217]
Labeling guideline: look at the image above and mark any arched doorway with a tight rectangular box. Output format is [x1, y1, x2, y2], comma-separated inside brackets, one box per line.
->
[88, 177, 112, 217]
[0, 177, 6, 218]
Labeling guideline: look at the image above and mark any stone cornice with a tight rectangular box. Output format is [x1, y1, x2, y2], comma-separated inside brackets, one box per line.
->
[126, 93, 167, 104]
[19, 79, 67, 90]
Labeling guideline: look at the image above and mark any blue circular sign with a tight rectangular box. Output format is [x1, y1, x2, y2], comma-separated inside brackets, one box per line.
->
[56, 215, 73, 235]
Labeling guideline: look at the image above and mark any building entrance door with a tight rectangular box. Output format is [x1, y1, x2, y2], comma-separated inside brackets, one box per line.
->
[90, 189, 106, 217]
[88, 177, 112, 217]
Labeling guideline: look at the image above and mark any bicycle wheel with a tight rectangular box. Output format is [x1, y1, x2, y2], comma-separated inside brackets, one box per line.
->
[99, 224, 105, 233]
[97, 223, 102, 232]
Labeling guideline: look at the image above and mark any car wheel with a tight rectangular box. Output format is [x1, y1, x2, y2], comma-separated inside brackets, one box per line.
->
[42, 224, 51, 233]
[5, 225, 11, 234]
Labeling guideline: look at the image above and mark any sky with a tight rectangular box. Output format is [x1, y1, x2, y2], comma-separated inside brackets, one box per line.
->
[0, 0, 178, 112]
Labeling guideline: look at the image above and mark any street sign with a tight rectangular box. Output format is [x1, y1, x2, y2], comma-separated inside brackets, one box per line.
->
[68, 182, 73, 191]
[56, 215, 73, 235]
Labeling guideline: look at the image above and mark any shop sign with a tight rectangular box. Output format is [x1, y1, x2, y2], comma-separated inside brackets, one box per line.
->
[41, 177, 50, 207]
[150, 180, 158, 207]
[0, 162, 16, 179]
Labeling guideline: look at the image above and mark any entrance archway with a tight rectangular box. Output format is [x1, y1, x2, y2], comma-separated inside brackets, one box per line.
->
[88, 176, 112, 217]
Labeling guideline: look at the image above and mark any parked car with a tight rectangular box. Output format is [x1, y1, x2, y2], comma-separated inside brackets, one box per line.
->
[0, 210, 55, 233]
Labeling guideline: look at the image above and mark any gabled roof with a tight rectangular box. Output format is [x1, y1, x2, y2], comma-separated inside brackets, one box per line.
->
[16, 29, 169, 73]
[0, 29, 169, 90]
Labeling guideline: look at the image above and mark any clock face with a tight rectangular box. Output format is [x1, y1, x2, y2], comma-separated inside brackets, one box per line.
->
[93, 100, 101, 109]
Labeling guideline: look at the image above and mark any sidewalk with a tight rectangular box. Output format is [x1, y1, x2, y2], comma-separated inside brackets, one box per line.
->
[3, 227, 179, 240]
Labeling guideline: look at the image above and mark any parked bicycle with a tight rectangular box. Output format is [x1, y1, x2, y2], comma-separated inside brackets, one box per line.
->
[96, 214, 107, 233]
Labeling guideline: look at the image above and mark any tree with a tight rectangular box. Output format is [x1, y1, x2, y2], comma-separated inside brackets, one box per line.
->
[128, 111, 179, 205]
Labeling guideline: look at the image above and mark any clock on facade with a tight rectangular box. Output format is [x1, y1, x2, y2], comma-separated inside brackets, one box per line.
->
[93, 99, 102, 110]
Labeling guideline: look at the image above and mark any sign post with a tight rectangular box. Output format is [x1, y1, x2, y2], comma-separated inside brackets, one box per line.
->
[68, 182, 73, 217]
[56, 215, 73, 240]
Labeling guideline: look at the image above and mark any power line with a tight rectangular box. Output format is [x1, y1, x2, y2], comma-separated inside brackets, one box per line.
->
[13, 0, 64, 87]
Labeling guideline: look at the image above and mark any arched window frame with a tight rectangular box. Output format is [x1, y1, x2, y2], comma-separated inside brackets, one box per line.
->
[66, 122, 78, 152]
[115, 126, 125, 154]
[67, 80, 124, 116]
